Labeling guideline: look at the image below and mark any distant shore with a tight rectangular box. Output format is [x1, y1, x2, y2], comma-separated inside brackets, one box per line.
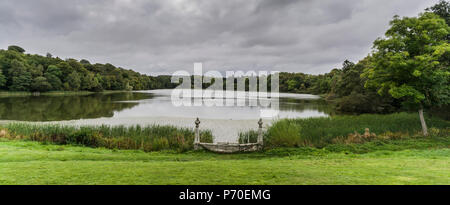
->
[0, 90, 133, 97]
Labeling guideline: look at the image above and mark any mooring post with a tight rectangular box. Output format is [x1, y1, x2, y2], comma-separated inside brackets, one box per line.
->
[194, 117, 201, 149]
[257, 118, 263, 146]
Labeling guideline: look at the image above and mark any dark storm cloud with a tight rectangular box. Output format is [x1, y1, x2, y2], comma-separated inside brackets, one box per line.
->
[0, 0, 441, 75]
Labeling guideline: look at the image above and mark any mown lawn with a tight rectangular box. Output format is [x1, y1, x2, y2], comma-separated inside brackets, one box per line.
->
[0, 138, 448, 185]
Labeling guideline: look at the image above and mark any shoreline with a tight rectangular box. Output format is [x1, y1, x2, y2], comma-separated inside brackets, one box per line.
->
[0, 90, 133, 97]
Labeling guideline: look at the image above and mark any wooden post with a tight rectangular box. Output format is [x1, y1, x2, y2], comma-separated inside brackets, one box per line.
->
[194, 117, 200, 149]
[257, 118, 263, 145]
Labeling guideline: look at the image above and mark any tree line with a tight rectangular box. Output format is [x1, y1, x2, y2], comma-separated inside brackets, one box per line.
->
[0, 47, 176, 92]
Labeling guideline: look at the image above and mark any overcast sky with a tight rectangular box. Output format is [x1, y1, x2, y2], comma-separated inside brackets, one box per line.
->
[0, 0, 441, 75]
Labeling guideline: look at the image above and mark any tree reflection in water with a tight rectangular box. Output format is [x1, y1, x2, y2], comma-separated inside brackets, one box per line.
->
[0, 92, 153, 121]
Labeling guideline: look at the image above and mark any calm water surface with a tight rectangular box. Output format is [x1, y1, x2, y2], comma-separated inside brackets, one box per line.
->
[0, 90, 333, 142]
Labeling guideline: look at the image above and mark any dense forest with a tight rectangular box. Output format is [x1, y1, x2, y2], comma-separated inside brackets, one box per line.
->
[278, 58, 403, 114]
[0, 47, 176, 92]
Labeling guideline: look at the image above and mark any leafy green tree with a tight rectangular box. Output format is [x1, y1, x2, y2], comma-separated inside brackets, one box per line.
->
[46, 65, 63, 77]
[67, 71, 81, 91]
[332, 60, 358, 97]
[31, 76, 52, 92]
[44, 73, 62, 90]
[81, 74, 93, 90]
[286, 79, 298, 91]
[7, 45, 25, 53]
[67, 59, 86, 73]
[56, 62, 74, 81]
[30, 64, 44, 78]
[44, 65, 63, 90]
[124, 81, 133, 91]
[0, 70, 6, 88]
[8, 59, 32, 91]
[80, 59, 91, 65]
[91, 75, 102, 91]
[320, 58, 399, 113]
[427, 1, 450, 72]
[363, 12, 450, 136]
[81, 73, 102, 91]
[426, 0, 450, 25]
[10, 74, 32, 91]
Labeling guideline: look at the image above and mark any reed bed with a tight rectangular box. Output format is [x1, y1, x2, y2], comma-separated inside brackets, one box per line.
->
[238, 130, 259, 144]
[0, 123, 213, 152]
[240, 112, 450, 148]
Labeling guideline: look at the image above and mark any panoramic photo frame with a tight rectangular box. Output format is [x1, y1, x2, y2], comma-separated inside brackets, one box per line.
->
[0, 0, 448, 203]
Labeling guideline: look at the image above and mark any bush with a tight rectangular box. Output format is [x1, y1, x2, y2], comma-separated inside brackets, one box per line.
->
[335, 92, 398, 114]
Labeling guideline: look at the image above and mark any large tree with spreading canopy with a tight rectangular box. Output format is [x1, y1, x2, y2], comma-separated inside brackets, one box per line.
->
[363, 12, 450, 136]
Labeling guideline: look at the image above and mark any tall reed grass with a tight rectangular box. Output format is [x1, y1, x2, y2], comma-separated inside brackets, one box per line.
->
[0, 123, 213, 152]
[238, 130, 259, 144]
[240, 112, 450, 148]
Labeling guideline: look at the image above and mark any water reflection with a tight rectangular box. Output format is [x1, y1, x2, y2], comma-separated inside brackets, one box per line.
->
[113, 94, 332, 120]
[0, 90, 333, 122]
[0, 90, 336, 142]
[0, 92, 151, 121]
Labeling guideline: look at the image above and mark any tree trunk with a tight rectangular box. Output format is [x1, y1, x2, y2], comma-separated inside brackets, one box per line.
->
[419, 109, 428, 136]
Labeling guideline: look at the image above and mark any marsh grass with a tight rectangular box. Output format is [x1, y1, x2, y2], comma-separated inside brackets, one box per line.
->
[0, 123, 213, 152]
[240, 112, 450, 148]
[238, 130, 259, 144]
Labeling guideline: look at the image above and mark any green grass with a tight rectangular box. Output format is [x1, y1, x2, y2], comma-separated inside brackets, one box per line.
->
[0, 113, 448, 184]
[259, 112, 450, 148]
[1, 123, 213, 152]
[0, 137, 448, 185]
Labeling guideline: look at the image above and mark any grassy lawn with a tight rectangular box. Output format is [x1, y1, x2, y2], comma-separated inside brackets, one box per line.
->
[0, 138, 449, 185]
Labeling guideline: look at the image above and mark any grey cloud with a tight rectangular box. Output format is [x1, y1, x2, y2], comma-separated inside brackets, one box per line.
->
[0, 0, 442, 75]
[1, 0, 86, 34]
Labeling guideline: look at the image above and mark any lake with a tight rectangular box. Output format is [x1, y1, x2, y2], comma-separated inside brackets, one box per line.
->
[0, 90, 333, 143]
